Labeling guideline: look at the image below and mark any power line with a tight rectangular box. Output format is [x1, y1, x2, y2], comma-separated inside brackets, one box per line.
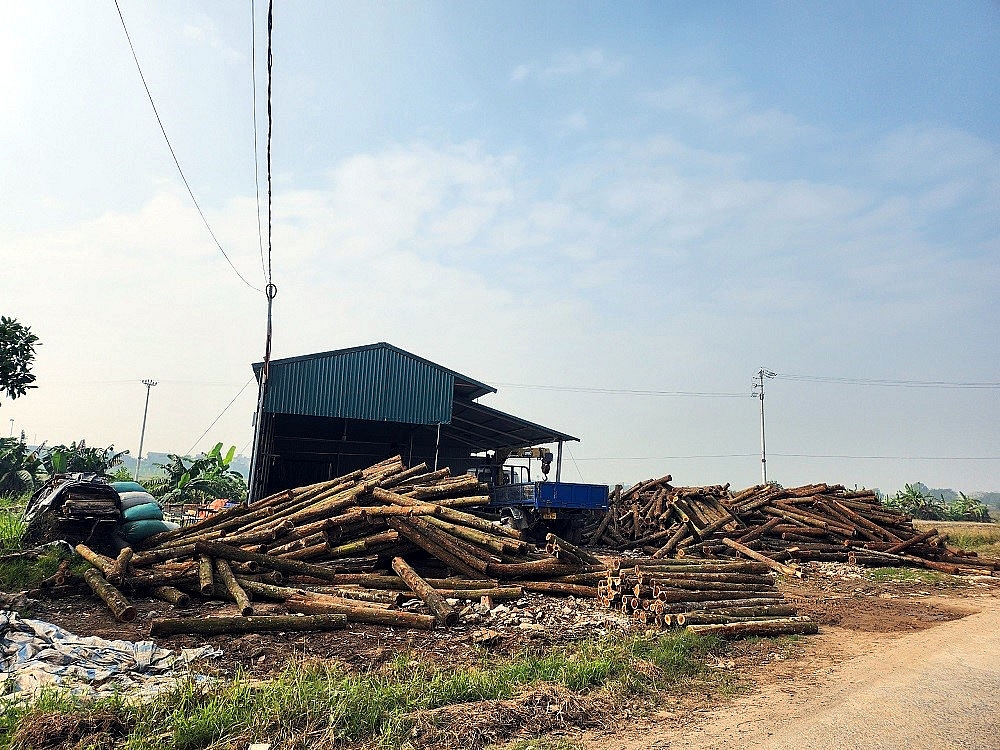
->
[492, 383, 748, 398]
[186, 377, 255, 455]
[113, 0, 262, 293]
[250, 0, 267, 283]
[774, 373, 1000, 389]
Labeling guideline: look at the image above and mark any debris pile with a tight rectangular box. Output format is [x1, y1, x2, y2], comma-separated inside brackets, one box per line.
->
[598, 558, 816, 637]
[593, 476, 998, 575]
[68, 457, 607, 634]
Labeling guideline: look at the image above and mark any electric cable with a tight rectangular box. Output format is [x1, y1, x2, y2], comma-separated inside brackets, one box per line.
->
[185, 377, 255, 455]
[492, 383, 748, 398]
[113, 0, 262, 293]
[773, 373, 1000, 389]
[250, 0, 267, 282]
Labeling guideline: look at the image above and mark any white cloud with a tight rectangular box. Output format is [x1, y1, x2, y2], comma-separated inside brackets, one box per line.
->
[182, 13, 244, 64]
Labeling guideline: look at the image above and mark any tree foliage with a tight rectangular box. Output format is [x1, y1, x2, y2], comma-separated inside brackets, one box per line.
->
[0, 437, 125, 497]
[885, 482, 991, 522]
[0, 438, 46, 497]
[0, 317, 39, 406]
[146, 443, 247, 504]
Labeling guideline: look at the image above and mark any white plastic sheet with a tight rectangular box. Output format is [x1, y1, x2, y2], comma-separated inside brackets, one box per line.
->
[0, 610, 218, 698]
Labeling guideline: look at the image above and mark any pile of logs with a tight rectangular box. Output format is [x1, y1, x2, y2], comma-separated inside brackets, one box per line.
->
[70, 456, 606, 634]
[592, 475, 998, 575]
[599, 557, 816, 637]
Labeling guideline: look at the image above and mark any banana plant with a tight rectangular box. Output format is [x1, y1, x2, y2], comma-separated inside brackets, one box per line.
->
[145, 443, 247, 504]
[0, 438, 46, 497]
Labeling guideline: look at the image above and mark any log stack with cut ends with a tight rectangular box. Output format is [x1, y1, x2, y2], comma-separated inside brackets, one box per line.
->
[598, 558, 817, 637]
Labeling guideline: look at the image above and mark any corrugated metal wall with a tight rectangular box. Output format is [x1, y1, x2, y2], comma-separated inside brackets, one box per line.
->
[263, 345, 454, 425]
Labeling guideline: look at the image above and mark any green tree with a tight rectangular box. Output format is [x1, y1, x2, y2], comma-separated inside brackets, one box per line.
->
[0, 317, 39, 406]
[43, 440, 128, 477]
[146, 443, 247, 504]
[0, 438, 46, 496]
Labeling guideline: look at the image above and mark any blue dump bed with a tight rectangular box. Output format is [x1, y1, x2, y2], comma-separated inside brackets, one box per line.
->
[491, 481, 609, 510]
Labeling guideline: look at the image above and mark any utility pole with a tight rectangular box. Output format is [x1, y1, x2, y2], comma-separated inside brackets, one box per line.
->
[752, 368, 776, 484]
[135, 379, 157, 481]
[8, 419, 12, 438]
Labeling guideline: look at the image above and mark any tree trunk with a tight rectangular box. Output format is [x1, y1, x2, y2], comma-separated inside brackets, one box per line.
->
[150, 613, 347, 637]
[83, 567, 136, 622]
[391, 556, 457, 625]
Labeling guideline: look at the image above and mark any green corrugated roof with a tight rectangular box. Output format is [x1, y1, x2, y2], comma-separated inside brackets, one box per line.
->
[252, 342, 495, 425]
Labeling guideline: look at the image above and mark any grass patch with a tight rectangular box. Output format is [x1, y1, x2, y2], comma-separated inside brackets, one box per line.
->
[865, 567, 955, 585]
[0, 549, 66, 592]
[0, 631, 725, 750]
[0, 494, 28, 551]
[912, 520, 1000, 559]
[495, 740, 582, 750]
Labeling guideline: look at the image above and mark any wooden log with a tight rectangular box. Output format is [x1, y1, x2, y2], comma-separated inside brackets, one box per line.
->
[150, 585, 191, 607]
[519, 581, 599, 598]
[885, 527, 939, 555]
[194, 541, 340, 582]
[722, 538, 801, 577]
[432, 586, 523, 601]
[392, 556, 458, 626]
[83, 567, 136, 622]
[685, 618, 817, 637]
[215, 559, 253, 616]
[132, 544, 198, 568]
[197, 554, 215, 596]
[388, 518, 486, 577]
[150, 613, 347, 637]
[106, 548, 133, 586]
[75, 544, 114, 576]
[286, 594, 436, 630]
[675, 605, 797, 625]
[545, 533, 602, 565]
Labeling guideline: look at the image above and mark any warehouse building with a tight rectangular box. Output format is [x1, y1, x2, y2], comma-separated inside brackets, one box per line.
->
[249, 343, 575, 499]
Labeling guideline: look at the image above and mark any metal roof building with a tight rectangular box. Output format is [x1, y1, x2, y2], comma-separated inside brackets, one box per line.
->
[250, 343, 576, 498]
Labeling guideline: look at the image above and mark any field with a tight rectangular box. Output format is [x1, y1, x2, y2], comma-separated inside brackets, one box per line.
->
[913, 519, 1000, 558]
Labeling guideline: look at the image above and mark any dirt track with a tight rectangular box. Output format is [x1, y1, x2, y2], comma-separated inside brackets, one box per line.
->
[582, 594, 1000, 750]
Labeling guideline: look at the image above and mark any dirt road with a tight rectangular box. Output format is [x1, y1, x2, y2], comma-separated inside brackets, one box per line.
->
[584, 595, 1000, 750]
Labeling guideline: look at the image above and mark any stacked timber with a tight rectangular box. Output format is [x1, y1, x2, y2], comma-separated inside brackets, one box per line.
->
[594, 475, 998, 576]
[599, 557, 817, 637]
[72, 456, 607, 634]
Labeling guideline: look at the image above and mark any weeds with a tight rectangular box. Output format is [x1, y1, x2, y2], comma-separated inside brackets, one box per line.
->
[864, 567, 955, 585]
[1, 631, 725, 750]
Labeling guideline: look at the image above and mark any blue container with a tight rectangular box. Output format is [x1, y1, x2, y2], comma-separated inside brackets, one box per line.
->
[492, 482, 608, 510]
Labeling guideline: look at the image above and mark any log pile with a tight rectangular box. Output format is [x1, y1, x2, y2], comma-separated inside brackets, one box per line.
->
[598, 558, 816, 637]
[593, 475, 998, 575]
[71, 456, 608, 634]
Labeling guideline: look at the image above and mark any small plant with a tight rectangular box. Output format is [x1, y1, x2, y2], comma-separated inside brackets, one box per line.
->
[43, 440, 128, 477]
[0, 438, 46, 496]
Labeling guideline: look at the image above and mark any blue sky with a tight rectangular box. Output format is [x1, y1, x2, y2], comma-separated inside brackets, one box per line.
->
[2, 1, 998, 493]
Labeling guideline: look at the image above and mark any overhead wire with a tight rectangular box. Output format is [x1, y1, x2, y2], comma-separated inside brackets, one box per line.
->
[492, 383, 748, 398]
[773, 373, 1000, 389]
[113, 0, 262, 293]
[185, 377, 255, 455]
[250, 0, 267, 283]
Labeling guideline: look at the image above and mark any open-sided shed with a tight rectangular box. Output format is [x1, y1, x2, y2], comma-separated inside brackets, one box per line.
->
[249, 343, 576, 499]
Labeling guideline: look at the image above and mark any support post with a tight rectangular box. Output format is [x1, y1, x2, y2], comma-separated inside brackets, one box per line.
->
[555, 441, 563, 483]
[433, 423, 441, 471]
[135, 379, 157, 481]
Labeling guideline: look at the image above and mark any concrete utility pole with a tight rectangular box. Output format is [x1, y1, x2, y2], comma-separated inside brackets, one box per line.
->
[135, 379, 158, 481]
[753, 368, 776, 484]
[8, 419, 12, 438]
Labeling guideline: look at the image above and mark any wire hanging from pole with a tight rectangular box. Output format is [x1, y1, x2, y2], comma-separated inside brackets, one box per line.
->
[248, 0, 277, 503]
[250, 0, 267, 283]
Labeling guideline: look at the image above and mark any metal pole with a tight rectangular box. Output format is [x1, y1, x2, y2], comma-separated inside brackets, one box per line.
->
[753, 369, 775, 485]
[8, 419, 12, 437]
[135, 379, 157, 480]
[433, 423, 441, 471]
[555, 441, 563, 483]
[759, 373, 767, 484]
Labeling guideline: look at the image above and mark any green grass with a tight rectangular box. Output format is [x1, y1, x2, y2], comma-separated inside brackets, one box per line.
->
[0, 631, 724, 750]
[0, 494, 28, 551]
[496, 740, 582, 750]
[865, 567, 956, 585]
[912, 520, 1000, 558]
[0, 549, 66, 592]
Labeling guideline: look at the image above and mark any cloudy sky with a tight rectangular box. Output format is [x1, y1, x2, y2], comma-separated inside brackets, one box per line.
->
[2, 1, 998, 493]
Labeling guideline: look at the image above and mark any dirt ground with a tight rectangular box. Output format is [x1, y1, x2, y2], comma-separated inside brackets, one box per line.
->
[19, 562, 1000, 748]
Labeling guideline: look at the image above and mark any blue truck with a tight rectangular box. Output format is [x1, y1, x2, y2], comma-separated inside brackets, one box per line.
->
[470, 448, 609, 541]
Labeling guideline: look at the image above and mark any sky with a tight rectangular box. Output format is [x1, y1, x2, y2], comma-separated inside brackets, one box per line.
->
[2, 1, 998, 494]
